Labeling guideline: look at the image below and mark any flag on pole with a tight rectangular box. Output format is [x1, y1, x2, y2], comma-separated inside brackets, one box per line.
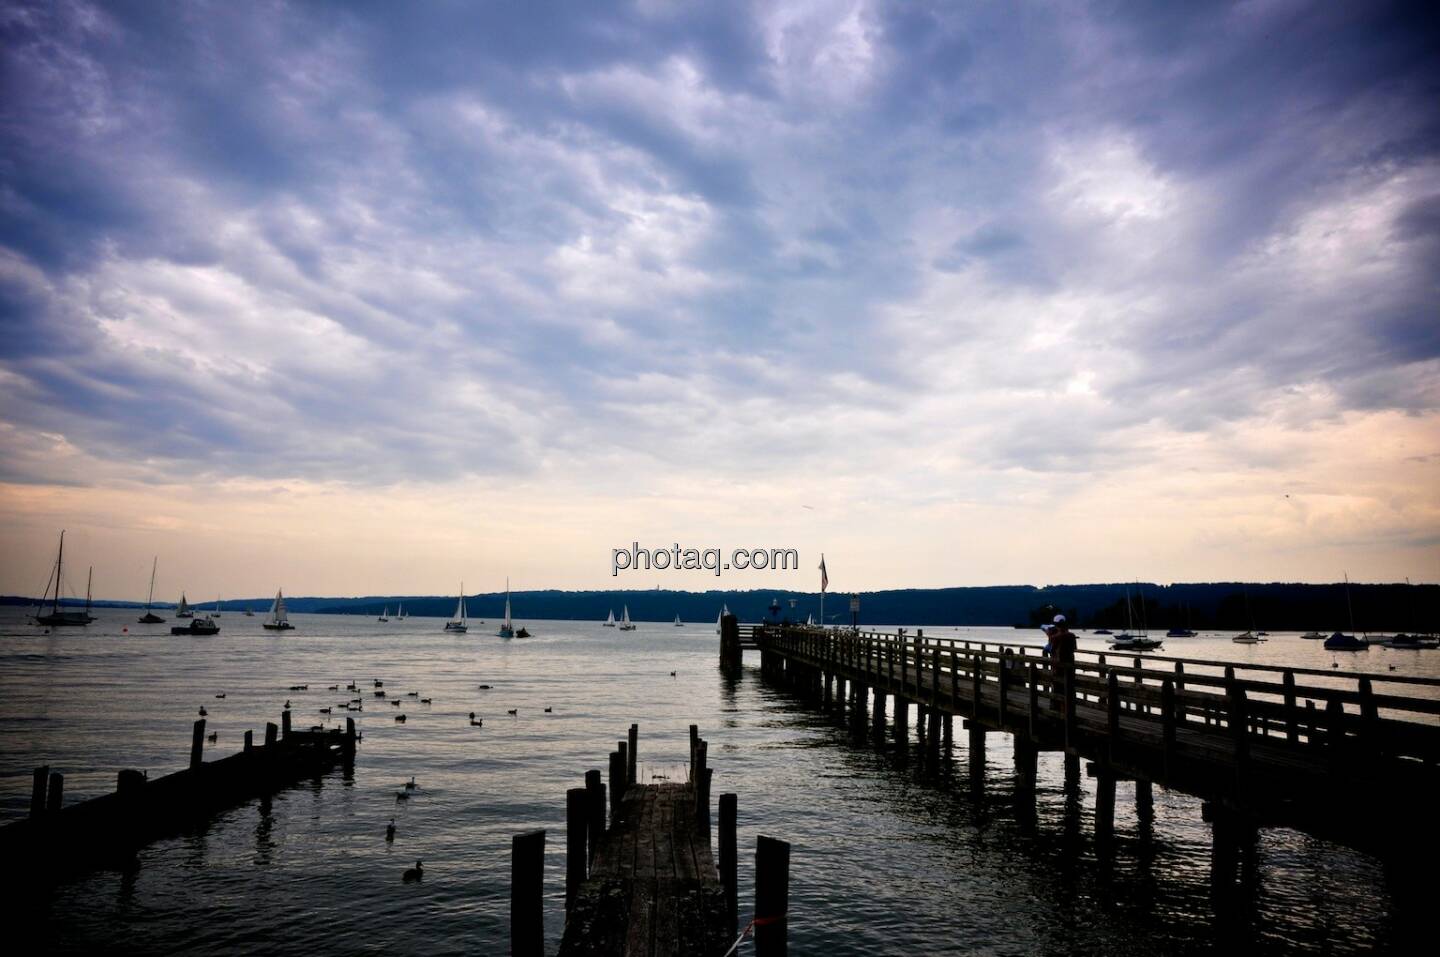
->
[819, 554, 828, 593]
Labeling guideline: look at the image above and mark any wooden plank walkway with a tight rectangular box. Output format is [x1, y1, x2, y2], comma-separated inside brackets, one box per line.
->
[749, 624, 1440, 863]
[561, 782, 729, 956]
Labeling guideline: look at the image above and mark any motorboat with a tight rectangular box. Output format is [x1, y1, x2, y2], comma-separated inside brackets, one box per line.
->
[172, 616, 219, 636]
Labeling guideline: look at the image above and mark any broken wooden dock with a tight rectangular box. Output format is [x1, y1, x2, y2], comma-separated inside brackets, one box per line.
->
[2, 710, 356, 883]
[507, 724, 790, 957]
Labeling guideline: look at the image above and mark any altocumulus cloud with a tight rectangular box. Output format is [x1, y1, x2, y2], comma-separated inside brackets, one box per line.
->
[1, 0, 1437, 501]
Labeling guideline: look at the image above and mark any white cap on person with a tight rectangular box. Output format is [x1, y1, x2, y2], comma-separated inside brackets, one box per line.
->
[1053, 614, 1066, 624]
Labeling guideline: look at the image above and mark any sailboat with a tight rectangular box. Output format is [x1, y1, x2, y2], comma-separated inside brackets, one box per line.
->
[397, 603, 405, 620]
[213, 596, 223, 618]
[244, 605, 255, 617]
[1325, 573, 1367, 650]
[715, 604, 729, 634]
[444, 584, 468, 633]
[32, 531, 95, 626]
[806, 613, 814, 626]
[674, 614, 684, 627]
[604, 609, 616, 627]
[1233, 585, 1265, 642]
[495, 580, 529, 638]
[1110, 586, 1162, 650]
[618, 605, 636, 631]
[262, 589, 295, 631]
[378, 605, 390, 622]
[138, 557, 166, 623]
[1166, 602, 1196, 637]
[176, 593, 194, 619]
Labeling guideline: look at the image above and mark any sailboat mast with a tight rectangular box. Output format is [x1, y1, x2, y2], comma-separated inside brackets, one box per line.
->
[146, 557, 157, 611]
[85, 566, 93, 616]
[53, 530, 65, 615]
[1344, 572, 1355, 632]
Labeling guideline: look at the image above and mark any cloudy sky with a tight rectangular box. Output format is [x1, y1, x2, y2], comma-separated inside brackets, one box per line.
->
[1, 0, 1437, 601]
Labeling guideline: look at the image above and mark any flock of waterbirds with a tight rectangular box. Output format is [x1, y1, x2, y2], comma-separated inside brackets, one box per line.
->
[188, 668, 671, 882]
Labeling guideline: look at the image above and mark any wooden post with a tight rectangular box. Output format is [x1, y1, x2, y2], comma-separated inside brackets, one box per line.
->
[344, 717, 357, 761]
[754, 835, 791, 956]
[264, 722, 278, 748]
[46, 771, 63, 813]
[30, 766, 48, 818]
[617, 740, 628, 792]
[997, 649, 1010, 727]
[627, 724, 638, 787]
[1095, 768, 1116, 844]
[1358, 678, 1378, 752]
[281, 708, 291, 738]
[585, 769, 604, 864]
[689, 724, 699, 779]
[244, 729, 254, 753]
[1161, 678, 1176, 773]
[893, 696, 909, 743]
[510, 829, 545, 957]
[694, 740, 709, 821]
[566, 787, 587, 909]
[1027, 663, 1039, 739]
[1283, 670, 1298, 744]
[1106, 670, 1121, 750]
[609, 750, 624, 822]
[720, 613, 741, 670]
[191, 719, 206, 770]
[720, 792, 738, 934]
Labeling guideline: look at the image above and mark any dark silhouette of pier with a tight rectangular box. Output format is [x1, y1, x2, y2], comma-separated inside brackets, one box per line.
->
[3, 711, 356, 884]
[728, 618, 1440, 881]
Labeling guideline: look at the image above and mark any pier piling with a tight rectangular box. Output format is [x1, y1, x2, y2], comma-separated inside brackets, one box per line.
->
[30, 766, 48, 818]
[754, 835, 791, 956]
[511, 829, 546, 957]
[45, 772, 63, 813]
[190, 719, 206, 770]
[720, 792, 738, 934]
[566, 787, 587, 909]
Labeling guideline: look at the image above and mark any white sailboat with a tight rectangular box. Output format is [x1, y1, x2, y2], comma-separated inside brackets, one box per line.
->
[378, 605, 390, 622]
[715, 603, 729, 634]
[604, 609, 616, 627]
[444, 585, 468, 633]
[619, 605, 636, 631]
[262, 589, 294, 630]
[213, 595, 223, 618]
[397, 603, 405, 620]
[674, 614, 684, 627]
[496, 579, 520, 638]
[176, 592, 194, 618]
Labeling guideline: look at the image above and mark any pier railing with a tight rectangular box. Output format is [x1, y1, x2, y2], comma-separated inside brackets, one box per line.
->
[746, 623, 1440, 860]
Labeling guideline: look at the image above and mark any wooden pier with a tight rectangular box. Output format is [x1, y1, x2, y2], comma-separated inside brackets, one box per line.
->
[2, 710, 356, 883]
[741, 623, 1440, 876]
[510, 724, 791, 957]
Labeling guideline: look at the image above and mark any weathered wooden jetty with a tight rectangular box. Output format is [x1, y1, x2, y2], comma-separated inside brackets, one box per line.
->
[2, 710, 356, 883]
[510, 725, 791, 957]
[728, 617, 1440, 880]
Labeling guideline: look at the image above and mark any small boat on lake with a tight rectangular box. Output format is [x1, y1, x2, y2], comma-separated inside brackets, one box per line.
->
[619, 606, 636, 632]
[262, 590, 295, 631]
[175, 593, 194, 619]
[674, 614, 684, 627]
[1110, 634, 1164, 650]
[1232, 632, 1262, 644]
[1383, 634, 1439, 649]
[1300, 631, 1324, 639]
[397, 604, 405, 620]
[244, 605, 254, 617]
[212, 596, 222, 618]
[444, 585, 468, 633]
[715, 604, 729, 634]
[138, 556, 166, 623]
[604, 609, 616, 627]
[496, 580, 529, 637]
[378, 606, 389, 622]
[1093, 628, 1113, 635]
[172, 616, 219, 636]
[1167, 627, 1196, 637]
[1324, 631, 1367, 651]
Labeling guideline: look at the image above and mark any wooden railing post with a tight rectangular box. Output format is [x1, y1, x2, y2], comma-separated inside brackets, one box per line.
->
[720, 793, 738, 934]
[585, 768, 605, 865]
[190, 719, 206, 770]
[1283, 670, 1298, 744]
[29, 766, 48, 818]
[627, 723, 638, 787]
[566, 787, 587, 910]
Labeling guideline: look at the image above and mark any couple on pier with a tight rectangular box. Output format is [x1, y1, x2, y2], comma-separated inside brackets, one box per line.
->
[1042, 615, 1076, 714]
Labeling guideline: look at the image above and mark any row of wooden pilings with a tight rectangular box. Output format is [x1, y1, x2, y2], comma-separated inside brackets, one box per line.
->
[509, 723, 792, 956]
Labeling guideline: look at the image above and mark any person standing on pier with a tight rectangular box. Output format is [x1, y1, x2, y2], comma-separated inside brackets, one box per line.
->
[1049, 615, 1077, 715]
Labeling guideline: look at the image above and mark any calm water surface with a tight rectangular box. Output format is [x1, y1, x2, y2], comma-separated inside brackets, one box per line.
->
[2, 610, 1435, 954]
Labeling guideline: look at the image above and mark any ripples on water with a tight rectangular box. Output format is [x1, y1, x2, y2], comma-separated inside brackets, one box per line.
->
[1, 611, 1432, 954]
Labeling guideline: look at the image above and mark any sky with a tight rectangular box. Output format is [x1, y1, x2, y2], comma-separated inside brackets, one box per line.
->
[1, 0, 1438, 602]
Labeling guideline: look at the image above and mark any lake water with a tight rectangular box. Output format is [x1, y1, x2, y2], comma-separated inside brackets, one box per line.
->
[2, 609, 1435, 954]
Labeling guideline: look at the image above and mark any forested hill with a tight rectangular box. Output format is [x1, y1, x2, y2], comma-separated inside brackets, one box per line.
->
[5, 582, 1434, 630]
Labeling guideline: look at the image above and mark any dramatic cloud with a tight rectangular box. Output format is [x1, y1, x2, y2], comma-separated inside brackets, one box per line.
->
[1, 0, 1437, 595]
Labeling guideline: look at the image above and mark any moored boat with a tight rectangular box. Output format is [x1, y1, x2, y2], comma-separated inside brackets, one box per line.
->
[172, 616, 219, 636]
[138, 556, 166, 623]
[175, 593, 194, 619]
[619, 605, 636, 632]
[31, 531, 95, 626]
[1324, 631, 1366, 651]
[604, 609, 616, 627]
